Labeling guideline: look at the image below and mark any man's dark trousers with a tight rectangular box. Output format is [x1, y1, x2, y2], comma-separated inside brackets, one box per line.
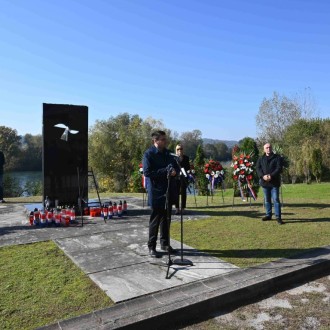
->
[148, 207, 170, 249]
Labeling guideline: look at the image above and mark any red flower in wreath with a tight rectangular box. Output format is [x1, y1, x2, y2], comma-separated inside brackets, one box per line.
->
[204, 159, 225, 189]
[231, 153, 254, 183]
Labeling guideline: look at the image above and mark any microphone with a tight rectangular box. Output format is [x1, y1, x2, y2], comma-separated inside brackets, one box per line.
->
[169, 153, 187, 177]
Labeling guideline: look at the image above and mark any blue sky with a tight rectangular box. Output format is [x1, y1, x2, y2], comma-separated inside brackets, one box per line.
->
[0, 0, 329, 140]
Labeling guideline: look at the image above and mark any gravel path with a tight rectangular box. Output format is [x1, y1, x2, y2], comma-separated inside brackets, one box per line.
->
[183, 274, 330, 330]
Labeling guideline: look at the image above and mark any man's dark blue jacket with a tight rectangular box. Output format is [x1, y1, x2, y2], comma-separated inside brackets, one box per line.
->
[143, 146, 179, 208]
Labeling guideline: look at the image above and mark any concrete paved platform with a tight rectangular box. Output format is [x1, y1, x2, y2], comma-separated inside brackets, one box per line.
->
[0, 198, 237, 303]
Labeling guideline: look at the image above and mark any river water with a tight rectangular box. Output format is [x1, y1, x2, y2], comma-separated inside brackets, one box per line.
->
[5, 171, 42, 196]
[6, 171, 42, 185]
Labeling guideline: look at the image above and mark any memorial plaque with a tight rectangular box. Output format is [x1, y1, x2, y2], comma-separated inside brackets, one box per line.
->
[43, 103, 88, 207]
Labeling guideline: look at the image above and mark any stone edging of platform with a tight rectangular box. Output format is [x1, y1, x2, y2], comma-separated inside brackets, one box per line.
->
[38, 245, 330, 330]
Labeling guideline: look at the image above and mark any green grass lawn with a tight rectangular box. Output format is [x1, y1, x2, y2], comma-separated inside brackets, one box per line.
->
[171, 182, 330, 267]
[1, 183, 329, 329]
[0, 241, 112, 330]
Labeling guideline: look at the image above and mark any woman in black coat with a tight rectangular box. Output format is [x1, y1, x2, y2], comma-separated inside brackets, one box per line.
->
[174, 144, 190, 215]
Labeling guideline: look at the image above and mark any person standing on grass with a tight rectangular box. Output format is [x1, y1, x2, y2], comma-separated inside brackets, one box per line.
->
[0, 150, 5, 203]
[256, 143, 283, 224]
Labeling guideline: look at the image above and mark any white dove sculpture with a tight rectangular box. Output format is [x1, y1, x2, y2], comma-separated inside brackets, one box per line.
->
[54, 123, 79, 141]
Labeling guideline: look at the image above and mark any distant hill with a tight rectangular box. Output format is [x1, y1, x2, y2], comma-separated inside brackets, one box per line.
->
[203, 138, 238, 148]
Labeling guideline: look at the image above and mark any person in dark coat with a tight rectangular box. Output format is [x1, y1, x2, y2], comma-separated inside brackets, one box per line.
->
[174, 144, 190, 215]
[256, 143, 283, 224]
[143, 131, 179, 258]
[0, 150, 5, 203]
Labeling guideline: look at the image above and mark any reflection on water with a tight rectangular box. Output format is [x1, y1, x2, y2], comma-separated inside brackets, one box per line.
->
[7, 171, 42, 185]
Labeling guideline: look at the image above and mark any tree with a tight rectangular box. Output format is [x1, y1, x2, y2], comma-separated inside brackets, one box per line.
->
[179, 130, 203, 159]
[271, 144, 290, 183]
[194, 144, 208, 195]
[88, 113, 174, 192]
[311, 148, 322, 183]
[301, 139, 314, 183]
[256, 92, 301, 143]
[3, 174, 23, 197]
[293, 87, 318, 118]
[204, 143, 218, 160]
[283, 118, 330, 183]
[318, 119, 330, 176]
[19, 134, 42, 171]
[0, 126, 21, 171]
[238, 137, 259, 163]
[214, 142, 230, 161]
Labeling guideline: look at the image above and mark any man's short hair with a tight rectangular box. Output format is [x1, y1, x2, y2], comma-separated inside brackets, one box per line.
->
[151, 130, 166, 141]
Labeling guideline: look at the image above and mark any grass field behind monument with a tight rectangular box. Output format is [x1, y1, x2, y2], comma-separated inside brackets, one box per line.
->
[171, 182, 330, 267]
[1, 183, 329, 329]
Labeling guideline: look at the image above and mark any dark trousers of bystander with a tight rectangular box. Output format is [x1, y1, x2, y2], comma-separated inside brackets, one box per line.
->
[263, 186, 281, 219]
[175, 180, 187, 209]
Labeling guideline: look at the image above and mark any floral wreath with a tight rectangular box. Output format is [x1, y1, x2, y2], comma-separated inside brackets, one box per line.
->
[231, 151, 257, 200]
[232, 153, 254, 182]
[204, 159, 225, 190]
[186, 163, 196, 184]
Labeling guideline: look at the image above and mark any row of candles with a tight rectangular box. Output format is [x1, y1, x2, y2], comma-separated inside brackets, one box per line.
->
[88, 200, 128, 219]
[28, 200, 128, 226]
[28, 207, 76, 226]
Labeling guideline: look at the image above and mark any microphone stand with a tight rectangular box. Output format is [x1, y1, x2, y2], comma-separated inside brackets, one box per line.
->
[165, 169, 174, 279]
[172, 157, 193, 267]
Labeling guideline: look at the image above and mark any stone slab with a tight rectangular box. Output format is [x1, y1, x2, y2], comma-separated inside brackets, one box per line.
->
[55, 225, 238, 302]
[0, 201, 238, 304]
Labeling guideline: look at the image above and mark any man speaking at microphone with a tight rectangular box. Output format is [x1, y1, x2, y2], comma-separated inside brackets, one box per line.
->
[143, 131, 179, 258]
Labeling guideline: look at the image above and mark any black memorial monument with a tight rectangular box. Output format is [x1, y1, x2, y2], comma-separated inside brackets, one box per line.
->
[42, 103, 88, 207]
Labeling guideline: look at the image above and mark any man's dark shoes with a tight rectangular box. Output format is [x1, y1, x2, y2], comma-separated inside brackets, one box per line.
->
[161, 245, 178, 254]
[262, 216, 271, 221]
[149, 249, 161, 258]
[276, 218, 284, 225]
